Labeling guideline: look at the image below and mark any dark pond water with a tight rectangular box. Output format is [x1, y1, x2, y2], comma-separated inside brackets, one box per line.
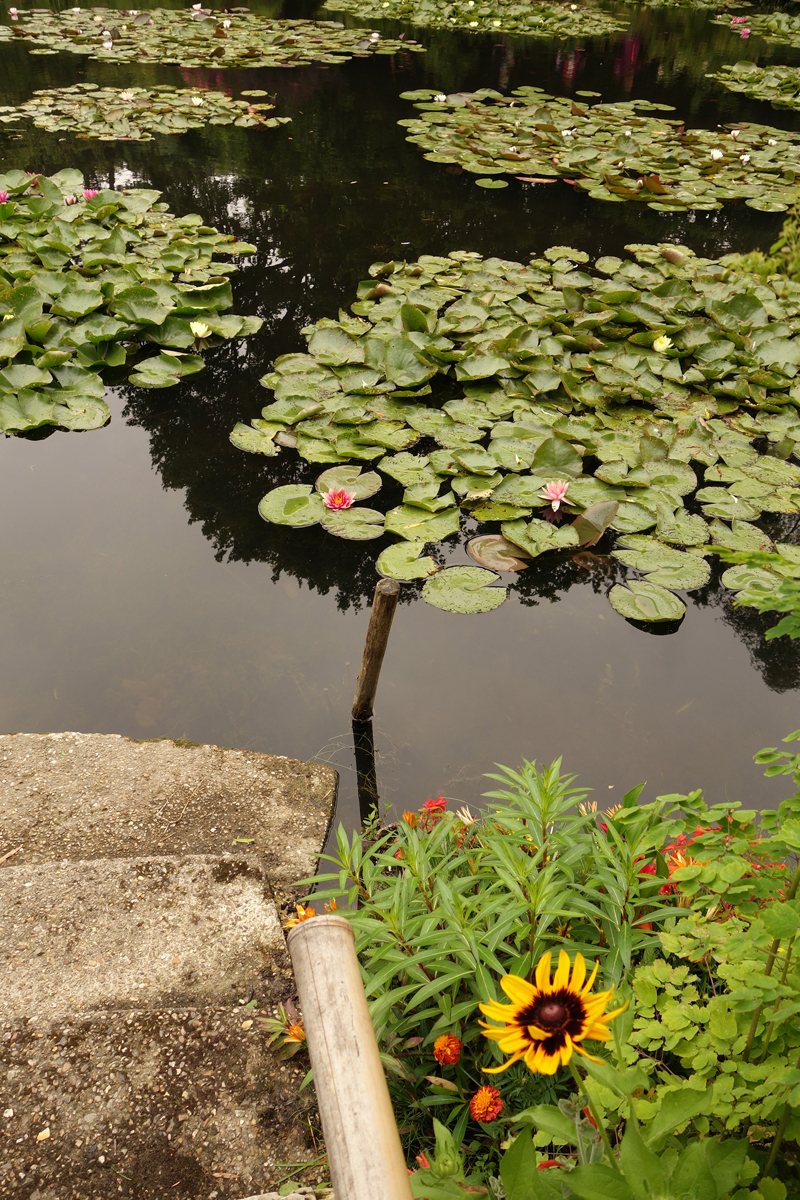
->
[2, 0, 800, 836]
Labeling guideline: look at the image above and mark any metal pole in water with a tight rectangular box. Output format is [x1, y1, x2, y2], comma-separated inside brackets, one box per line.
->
[351, 578, 400, 722]
[287, 915, 414, 1200]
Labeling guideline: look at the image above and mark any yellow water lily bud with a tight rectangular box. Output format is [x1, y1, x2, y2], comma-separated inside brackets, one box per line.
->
[653, 334, 673, 353]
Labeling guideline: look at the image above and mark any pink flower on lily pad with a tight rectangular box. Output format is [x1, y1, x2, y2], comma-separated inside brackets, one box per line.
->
[540, 479, 570, 511]
[322, 488, 355, 511]
[83, 188, 98, 200]
[64, 194, 77, 205]
[0, 192, 8, 203]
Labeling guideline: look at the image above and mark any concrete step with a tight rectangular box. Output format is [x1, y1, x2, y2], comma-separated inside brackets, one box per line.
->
[0, 732, 338, 1200]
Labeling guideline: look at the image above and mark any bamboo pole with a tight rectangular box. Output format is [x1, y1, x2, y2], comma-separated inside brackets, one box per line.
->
[351, 579, 400, 721]
[287, 915, 413, 1200]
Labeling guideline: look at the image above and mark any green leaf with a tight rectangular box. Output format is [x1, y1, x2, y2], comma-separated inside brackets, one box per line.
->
[532, 437, 583, 477]
[229, 421, 280, 456]
[513, 1103, 577, 1144]
[422, 566, 507, 613]
[500, 1131, 544, 1200]
[384, 336, 438, 388]
[376, 541, 439, 580]
[762, 902, 800, 939]
[619, 1120, 664, 1200]
[642, 1087, 712, 1147]
[320, 506, 385, 540]
[258, 484, 325, 528]
[315, 465, 382, 500]
[566, 1165, 637, 1200]
[384, 504, 460, 542]
[608, 580, 685, 623]
[466, 534, 532, 572]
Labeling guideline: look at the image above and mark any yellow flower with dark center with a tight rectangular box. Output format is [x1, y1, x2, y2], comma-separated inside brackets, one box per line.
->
[479, 950, 626, 1076]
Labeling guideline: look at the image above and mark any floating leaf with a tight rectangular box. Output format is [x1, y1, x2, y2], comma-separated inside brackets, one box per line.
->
[230, 422, 280, 456]
[259, 485, 325, 528]
[422, 566, 507, 614]
[571, 501, 618, 547]
[315, 466, 382, 500]
[466, 534, 532, 572]
[320, 507, 385, 540]
[502, 518, 579, 558]
[385, 504, 460, 542]
[376, 541, 439, 580]
[609, 580, 686, 623]
[323, 0, 626, 39]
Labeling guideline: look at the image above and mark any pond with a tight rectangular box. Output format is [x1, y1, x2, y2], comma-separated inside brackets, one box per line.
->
[2, 0, 800, 835]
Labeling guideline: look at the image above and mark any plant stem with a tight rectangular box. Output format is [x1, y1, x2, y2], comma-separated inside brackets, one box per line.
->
[764, 1046, 800, 1177]
[758, 935, 796, 1064]
[567, 1060, 620, 1173]
[743, 856, 800, 1062]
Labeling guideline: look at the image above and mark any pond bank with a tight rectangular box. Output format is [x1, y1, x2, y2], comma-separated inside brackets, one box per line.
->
[0, 731, 337, 1198]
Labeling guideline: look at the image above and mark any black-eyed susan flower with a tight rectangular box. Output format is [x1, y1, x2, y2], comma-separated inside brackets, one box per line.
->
[479, 950, 626, 1076]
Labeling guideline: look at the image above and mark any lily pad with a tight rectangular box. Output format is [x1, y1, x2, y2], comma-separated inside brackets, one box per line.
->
[376, 541, 439, 580]
[384, 504, 460, 542]
[400, 88, 800, 212]
[320, 507, 385, 540]
[230, 422, 280, 456]
[326, 0, 627, 39]
[259, 485, 325, 528]
[466, 534, 532, 572]
[609, 580, 686, 623]
[11, 8, 425, 70]
[315, 465, 382, 500]
[422, 566, 507, 614]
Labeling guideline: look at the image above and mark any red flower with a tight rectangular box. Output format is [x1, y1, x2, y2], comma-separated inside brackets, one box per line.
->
[420, 795, 447, 831]
[416, 1152, 430, 1169]
[538, 1160, 563, 1169]
[433, 1034, 462, 1066]
[470, 1086, 503, 1123]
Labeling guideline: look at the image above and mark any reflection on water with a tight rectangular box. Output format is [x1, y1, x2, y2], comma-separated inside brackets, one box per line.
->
[2, 2, 800, 832]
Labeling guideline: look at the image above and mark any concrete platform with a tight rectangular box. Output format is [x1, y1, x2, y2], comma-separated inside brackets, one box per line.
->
[0, 732, 339, 1200]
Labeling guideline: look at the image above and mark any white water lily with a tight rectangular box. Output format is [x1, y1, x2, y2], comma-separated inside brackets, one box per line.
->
[222, 18, 231, 26]
[769, 139, 778, 146]
[710, 148, 723, 160]
[435, 93, 447, 102]
[190, 320, 211, 338]
[102, 39, 112, 48]
[653, 334, 673, 353]
[191, 95, 204, 106]
[740, 153, 750, 164]
[493, 18, 500, 24]
[731, 129, 740, 139]
[119, 91, 135, 101]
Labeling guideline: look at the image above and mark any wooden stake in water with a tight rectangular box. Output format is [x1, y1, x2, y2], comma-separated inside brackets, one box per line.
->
[351, 579, 400, 721]
[287, 915, 414, 1200]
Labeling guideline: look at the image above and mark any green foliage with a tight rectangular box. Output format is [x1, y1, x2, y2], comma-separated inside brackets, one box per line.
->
[711, 546, 800, 640]
[400, 88, 800, 211]
[323, 0, 627, 39]
[10, 7, 424, 68]
[0, 169, 261, 435]
[0, 84, 291, 141]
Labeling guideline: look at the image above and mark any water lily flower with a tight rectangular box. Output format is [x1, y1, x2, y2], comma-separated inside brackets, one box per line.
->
[8, 7, 17, 15]
[731, 129, 740, 139]
[740, 27, 750, 37]
[710, 148, 723, 161]
[119, 90, 135, 101]
[322, 487, 355, 511]
[370, 30, 379, 38]
[83, 188, 98, 200]
[769, 139, 778, 146]
[653, 334, 673, 353]
[191, 95, 204, 106]
[433, 1034, 462, 1065]
[469, 19, 478, 25]
[102, 39, 113, 48]
[64, 194, 77, 205]
[740, 153, 750, 164]
[470, 1086, 504, 1123]
[72, 6, 81, 9]
[190, 320, 211, 338]
[192, 3, 202, 9]
[479, 951, 627, 1076]
[731, 14, 746, 21]
[0, 191, 8, 203]
[540, 479, 569, 511]
[492, 18, 500, 24]
[435, 93, 447, 102]
[222, 18, 230, 26]
[101, 29, 110, 36]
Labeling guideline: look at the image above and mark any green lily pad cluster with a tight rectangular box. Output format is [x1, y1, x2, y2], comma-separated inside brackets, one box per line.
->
[10, 7, 424, 68]
[712, 11, 800, 49]
[322, 0, 627, 40]
[721, 541, 800, 610]
[0, 169, 262, 436]
[399, 87, 800, 212]
[708, 62, 800, 114]
[0, 84, 290, 142]
[234, 244, 800, 617]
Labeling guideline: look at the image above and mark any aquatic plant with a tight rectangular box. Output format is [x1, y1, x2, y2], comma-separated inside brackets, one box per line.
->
[8, 6, 424, 68]
[322, 0, 627, 40]
[713, 9, 800, 50]
[233, 241, 800, 618]
[709, 62, 800, 114]
[0, 83, 291, 141]
[399, 87, 800, 211]
[0, 169, 261, 435]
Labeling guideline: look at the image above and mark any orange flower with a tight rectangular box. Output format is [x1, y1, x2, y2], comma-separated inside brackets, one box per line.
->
[284, 903, 316, 929]
[324, 899, 338, 913]
[470, 1086, 503, 1123]
[433, 1034, 462, 1065]
[285, 1022, 306, 1045]
[403, 811, 419, 828]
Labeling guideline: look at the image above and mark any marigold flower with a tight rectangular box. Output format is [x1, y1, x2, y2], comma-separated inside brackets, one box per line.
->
[540, 479, 569, 511]
[433, 1034, 462, 1065]
[479, 951, 627, 1076]
[284, 903, 316, 929]
[322, 487, 355, 511]
[470, 1086, 503, 1123]
[402, 810, 418, 828]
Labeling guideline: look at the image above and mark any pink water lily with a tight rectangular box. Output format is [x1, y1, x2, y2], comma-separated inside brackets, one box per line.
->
[64, 194, 77, 205]
[323, 488, 355, 511]
[83, 188, 98, 200]
[540, 479, 570, 511]
[0, 192, 8, 203]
